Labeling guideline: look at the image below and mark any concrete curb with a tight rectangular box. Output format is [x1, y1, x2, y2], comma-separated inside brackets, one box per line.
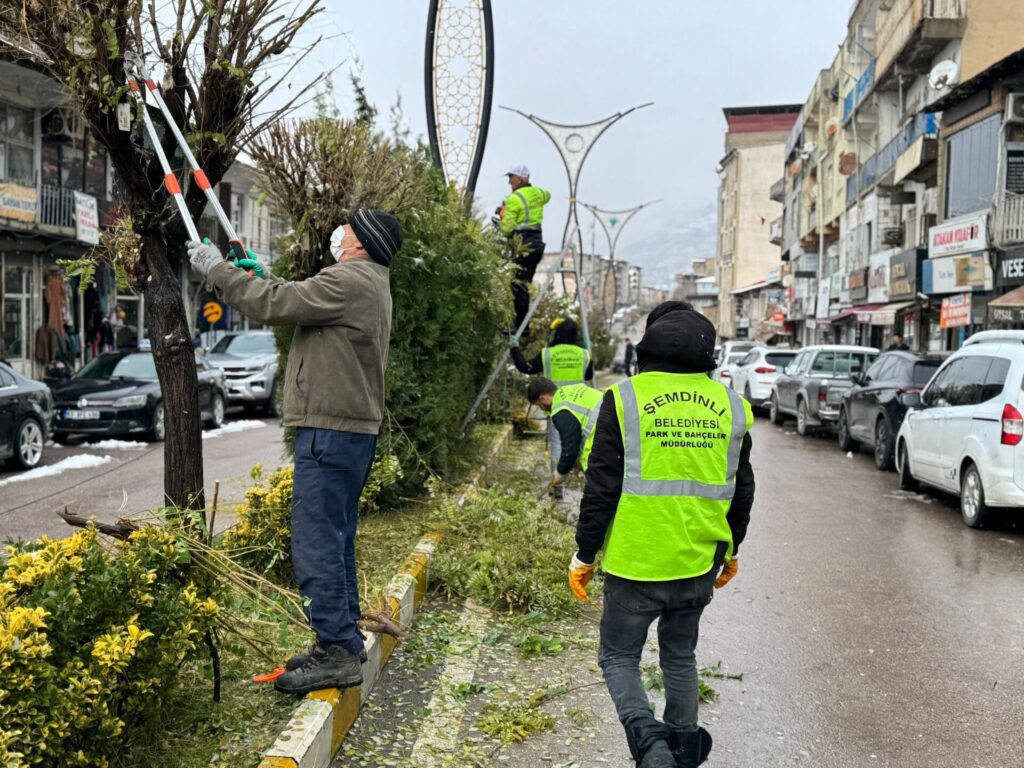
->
[258, 423, 513, 768]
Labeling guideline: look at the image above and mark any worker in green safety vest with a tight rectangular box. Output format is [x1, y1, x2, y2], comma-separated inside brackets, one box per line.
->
[527, 378, 603, 489]
[510, 317, 593, 384]
[498, 164, 551, 337]
[568, 303, 756, 768]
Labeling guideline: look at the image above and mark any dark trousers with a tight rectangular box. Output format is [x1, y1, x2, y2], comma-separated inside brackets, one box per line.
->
[510, 231, 545, 333]
[292, 427, 377, 655]
[599, 569, 716, 762]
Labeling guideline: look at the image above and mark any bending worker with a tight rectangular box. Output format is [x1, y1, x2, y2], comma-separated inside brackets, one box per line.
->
[500, 164, 551, 336]
[187, 209, 402, 697]
[568, 304, 756, 768]
[527, 377, 603, 486]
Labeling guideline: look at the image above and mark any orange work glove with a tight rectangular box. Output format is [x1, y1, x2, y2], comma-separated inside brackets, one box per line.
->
[715, 558, 739, 589]
[568, 553, 597, 602]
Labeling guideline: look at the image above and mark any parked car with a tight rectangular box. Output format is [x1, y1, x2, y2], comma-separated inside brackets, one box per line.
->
[0, 361, 53, 469]
[837, 351, 944, 470]
[770, 345, 879, 435]
[730, 348, 798, 411]
[52, 347, 226, 443]
[206, 331, 281, 415]
[713, 341, 761, 384]
[896, 330, 1024, 528]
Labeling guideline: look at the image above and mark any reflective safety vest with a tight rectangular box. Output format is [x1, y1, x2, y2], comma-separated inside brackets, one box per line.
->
[542, 344, 591, 386]
[551, 383, 604, 471]
[500, 185, 551, 236]
[602, 372, 753, 582]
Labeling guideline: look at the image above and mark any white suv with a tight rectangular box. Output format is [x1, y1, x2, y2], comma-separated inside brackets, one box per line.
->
[730, 348, 798, 410]
[896, 331, 1024, 528]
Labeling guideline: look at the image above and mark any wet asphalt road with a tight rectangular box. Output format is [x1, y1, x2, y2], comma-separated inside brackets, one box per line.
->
[340, 417, 1024, 768]
[0, 414, 287, 541]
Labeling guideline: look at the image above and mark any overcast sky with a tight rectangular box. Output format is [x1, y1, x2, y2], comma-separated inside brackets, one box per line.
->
[297, 0, 852, 281]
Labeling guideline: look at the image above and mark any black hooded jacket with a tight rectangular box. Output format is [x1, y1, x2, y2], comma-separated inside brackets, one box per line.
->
[576, 309, 756, 565]
[511, 318, 595, 380]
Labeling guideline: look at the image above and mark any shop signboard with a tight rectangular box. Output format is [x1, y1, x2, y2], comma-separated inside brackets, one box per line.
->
[849, 267, 869, 302]
[816, 278, 831, 319]
[923, 254, 993, 294]
[830, 272, 842, 299]
[940, 293, 972, 329]
[889, 248, 923, 300]
[997, 249, 1024, 287]
[868, 250, 892, 304]
[74, 192, 99, 245]
[0, 182, 37, 222]
[990, 305, 1024, 326]
[928, 213, 988, 258]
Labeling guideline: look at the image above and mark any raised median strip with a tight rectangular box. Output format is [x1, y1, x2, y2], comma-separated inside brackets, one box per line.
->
[257, 423, 513, 768]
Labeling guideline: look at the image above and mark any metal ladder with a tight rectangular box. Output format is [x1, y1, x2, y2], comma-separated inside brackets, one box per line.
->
[459, 230, 593, 435]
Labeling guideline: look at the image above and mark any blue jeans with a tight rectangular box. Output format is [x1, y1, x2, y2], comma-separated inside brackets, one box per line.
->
[292, 427, 377, 655]
[599, 569, 716, 762]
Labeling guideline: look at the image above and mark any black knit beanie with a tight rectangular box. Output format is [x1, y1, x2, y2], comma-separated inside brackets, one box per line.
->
[350, 208, 403, 267]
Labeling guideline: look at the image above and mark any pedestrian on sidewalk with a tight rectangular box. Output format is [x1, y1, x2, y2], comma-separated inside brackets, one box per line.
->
[624, 338, 636, 377]
[498, 164, 550, 337]
[568, 303, 756, 768]
[527, 377, 603, 489]
[187, 208, 402, 696]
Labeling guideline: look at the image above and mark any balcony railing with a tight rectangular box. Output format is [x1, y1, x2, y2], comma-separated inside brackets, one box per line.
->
[846, 112, 938, 204]
[842, 58, 876, 123]
[38, 185, 77, 230]
[876, 0, 966, 79]
[992, 193, 1024, 249]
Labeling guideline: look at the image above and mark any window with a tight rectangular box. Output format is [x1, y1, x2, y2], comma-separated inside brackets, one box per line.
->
[811, 351, 876, 377]
[3, 265, 32, 360]
[980, 358, 1010, 403]
[75, 352, 157, 380]
[912, 361, 942, 388]
[765, 352, 796, 368]
[923, 360, 957, 406]
[945, 114, 1001, 218]
[230, 192, 244, 233]
[942, 356, 992, 406]
[0, 102, 35, 184]
[811, 351, 837, 374]
[0, 366, 15, 388]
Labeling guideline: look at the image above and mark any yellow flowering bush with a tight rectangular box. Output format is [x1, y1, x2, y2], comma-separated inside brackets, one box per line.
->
[0, 527, 219, 767]
[224, 455, 403, 582]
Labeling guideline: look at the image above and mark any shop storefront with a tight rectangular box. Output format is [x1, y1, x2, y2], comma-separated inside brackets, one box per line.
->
[925, 213, 994, 351]
[873, 247, 927, 350]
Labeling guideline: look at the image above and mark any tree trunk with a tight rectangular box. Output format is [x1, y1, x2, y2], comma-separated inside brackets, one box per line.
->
[140, 231, 206, 512]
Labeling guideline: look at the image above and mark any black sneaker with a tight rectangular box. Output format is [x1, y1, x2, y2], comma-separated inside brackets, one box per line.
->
[638, 740, 676, 768]
[274, 643, 363, 695]
[286, 643, 367, 671]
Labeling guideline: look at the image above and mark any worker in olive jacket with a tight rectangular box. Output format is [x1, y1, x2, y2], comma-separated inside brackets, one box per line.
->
[188, 208, 401, 696]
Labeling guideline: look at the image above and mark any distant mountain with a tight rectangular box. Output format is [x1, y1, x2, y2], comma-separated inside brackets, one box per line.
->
[616, 203, 717, 287]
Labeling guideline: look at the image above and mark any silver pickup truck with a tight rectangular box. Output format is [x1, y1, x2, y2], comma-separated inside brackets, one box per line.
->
[769, 345, 879, 435]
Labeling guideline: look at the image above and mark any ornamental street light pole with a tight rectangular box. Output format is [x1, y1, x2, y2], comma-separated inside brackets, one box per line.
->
[581, 199, 661, 317]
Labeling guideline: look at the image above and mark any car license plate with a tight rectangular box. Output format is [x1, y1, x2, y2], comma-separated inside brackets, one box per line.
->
[64, 409, 101, 420]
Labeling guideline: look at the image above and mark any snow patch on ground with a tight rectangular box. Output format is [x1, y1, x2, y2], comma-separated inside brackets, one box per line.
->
[87, 439, 149, 451]
[202, 420, 267, 440]
[0, 454, 114, 487]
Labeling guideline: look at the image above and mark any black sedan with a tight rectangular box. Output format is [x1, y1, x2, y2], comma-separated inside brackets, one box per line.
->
[837, 350, 944, 470]
[0, 361, 53, 469]
[52, 348, 226, 443]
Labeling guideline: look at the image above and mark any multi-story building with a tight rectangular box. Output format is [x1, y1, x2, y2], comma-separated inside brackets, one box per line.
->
[716, 105, 801, 339]
[774, 0, 1024, 352]
[673, 258, 719, 323]
[0, 56, 282, 378]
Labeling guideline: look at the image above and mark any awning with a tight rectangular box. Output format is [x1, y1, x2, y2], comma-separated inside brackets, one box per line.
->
[731, 280, 767, 296]
[989, 285, 1024, 308]
[823, 304, 884, 323]
[869, 300, 917, 326]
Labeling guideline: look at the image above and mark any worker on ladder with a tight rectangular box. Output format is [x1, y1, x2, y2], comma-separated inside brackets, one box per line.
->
[499, 164, 551, 337]
[527, 377, 603, 489]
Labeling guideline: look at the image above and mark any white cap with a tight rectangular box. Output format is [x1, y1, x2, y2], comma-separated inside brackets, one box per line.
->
[506, 164, 530, 180]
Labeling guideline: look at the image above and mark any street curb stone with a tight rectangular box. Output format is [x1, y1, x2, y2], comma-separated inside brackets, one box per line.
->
[257, 423, 514, 768]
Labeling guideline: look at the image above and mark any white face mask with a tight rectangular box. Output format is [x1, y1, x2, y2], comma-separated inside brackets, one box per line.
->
[329, 225, 350, 262]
